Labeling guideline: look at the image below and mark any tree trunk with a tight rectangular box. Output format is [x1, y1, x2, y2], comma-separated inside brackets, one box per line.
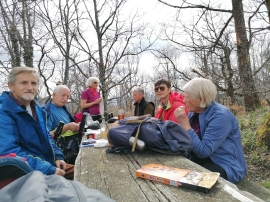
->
[265, 0, 270, 24]
[231, 0, 260, 111]
[93, 0, 107, 116]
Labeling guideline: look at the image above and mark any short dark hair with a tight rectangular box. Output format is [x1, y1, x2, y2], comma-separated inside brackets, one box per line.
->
[154, 78, 171, 88]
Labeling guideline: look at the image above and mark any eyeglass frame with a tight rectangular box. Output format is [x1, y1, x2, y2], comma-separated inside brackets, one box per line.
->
[154, 86, 166, 92]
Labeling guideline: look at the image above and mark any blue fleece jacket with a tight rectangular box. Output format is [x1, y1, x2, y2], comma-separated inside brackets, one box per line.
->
[188, 101, 247, 183]
[0, 91, 64, 175]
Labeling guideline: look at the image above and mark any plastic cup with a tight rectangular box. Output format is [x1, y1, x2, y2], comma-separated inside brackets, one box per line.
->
[118, 109, 124, 120]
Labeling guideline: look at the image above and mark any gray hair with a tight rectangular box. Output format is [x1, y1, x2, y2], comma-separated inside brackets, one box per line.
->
[133, 87, 144, 96]
[53, 85, 70, 93]
[85, 77, 100, 87]
[183, 78, 217, 108]
[8, 66, 40, 85]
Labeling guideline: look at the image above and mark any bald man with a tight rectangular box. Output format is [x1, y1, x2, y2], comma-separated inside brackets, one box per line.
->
[43, 85, 79, 138]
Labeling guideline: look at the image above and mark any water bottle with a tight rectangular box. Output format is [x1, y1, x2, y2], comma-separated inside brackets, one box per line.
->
[86, 114, 93, 127]
[100, 117, 107, 139]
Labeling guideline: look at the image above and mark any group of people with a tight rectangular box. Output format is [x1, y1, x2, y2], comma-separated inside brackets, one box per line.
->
[0, 66, 246, 189]
[133, 78, 246, 183]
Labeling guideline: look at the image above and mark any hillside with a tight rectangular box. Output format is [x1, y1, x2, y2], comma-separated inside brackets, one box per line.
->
[237, 106, 270, 189]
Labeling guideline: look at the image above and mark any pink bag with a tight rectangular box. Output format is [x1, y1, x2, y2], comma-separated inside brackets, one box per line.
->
[74, 112, 83, 123]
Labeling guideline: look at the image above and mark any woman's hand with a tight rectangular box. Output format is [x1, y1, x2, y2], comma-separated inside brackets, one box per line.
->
[174, 106, 192, 131]
[94, 98, 102, 104]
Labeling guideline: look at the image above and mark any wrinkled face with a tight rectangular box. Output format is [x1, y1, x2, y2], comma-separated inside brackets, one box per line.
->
[132, 91, 143, 103]
[52, 88, 70, 107]
[91, 81, 99, 89]
[154, 83, 171, 102]
[184, 92, 203, 113]
[8, 72, 38, 106]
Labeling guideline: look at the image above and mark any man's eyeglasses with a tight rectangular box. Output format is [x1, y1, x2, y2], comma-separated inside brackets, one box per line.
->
[93, 81, 98, 84]
[154, 86, 166, 92]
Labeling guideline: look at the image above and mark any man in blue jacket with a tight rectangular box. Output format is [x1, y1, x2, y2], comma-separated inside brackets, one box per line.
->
[0, 66, 70, 178]
[43, 85, 79, 138]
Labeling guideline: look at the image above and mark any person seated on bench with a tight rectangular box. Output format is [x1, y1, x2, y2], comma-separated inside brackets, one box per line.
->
[154, 78, 188, 123]
[132, 87, 155, 117]
[43, 85, 79, 138]
[0, 67, 73, 180]
[174, 77, 247, 183]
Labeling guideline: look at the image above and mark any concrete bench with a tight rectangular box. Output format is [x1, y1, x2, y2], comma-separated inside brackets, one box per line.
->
[75, 147, 270, 202]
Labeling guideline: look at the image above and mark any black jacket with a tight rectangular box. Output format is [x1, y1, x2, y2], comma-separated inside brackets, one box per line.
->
[133, 97, 155, 116]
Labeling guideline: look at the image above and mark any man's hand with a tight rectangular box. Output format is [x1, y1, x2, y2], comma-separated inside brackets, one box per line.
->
[66, 122, 79, 132]
[55, 159, 66, 170]
[55, 167, 66, 176]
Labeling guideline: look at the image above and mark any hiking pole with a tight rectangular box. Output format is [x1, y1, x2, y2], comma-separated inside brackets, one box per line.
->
[54, 121, 65, 140]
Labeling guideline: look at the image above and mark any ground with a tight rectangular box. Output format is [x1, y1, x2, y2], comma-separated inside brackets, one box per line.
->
[237, 106, 270, 188]
[245, 147, 270, 187]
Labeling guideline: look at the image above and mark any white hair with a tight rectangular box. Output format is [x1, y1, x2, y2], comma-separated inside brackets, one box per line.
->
[183, 78, 217, 108]
[133, 87, 144, 96]
[53, 85, 70, 93]
[85, 77, 100, 87]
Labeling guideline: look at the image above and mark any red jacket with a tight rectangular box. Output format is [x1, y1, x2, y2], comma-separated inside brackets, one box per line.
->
[155, 92, 188, 123]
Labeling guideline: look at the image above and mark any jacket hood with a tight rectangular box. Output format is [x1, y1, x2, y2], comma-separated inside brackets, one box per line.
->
[169, 92, 185, 104]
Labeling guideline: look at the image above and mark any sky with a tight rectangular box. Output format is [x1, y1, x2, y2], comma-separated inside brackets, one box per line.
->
[124, 0, 234, 74]
[125, 0, 177, 74]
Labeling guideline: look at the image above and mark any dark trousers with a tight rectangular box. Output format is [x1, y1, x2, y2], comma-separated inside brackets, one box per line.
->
[190, 152, 227, 180]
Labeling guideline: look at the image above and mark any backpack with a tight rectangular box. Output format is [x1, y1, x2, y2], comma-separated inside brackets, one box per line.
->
[0, 153, 33, 189]
[56, 133, 82, 164]
[107, 116, 193, 158]
[55, 113, 88, 164]
[0, 171, 115, 202]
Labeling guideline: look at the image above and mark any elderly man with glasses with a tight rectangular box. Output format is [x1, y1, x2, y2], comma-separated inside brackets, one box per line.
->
[154, 78, 188, 123]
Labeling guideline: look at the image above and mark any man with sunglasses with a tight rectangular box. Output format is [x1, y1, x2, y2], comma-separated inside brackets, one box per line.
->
[154, 78, 188, 123]
[132, 87, 155, 116]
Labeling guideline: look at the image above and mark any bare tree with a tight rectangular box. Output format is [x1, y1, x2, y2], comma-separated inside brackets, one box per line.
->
[0, 0, 35, 67]
[73, 0, 155, 115]
[157, 0, 261, 110]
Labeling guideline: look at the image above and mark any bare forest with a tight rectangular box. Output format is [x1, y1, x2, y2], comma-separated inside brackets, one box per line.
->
[0, 0, 270, 116]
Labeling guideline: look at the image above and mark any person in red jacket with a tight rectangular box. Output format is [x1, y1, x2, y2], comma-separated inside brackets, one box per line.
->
[154, 78, 188, 123]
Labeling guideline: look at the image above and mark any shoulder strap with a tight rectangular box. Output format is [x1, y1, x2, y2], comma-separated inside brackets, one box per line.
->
[125, 115, 151, 152]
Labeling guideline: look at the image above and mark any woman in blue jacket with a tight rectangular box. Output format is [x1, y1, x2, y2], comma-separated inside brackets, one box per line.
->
[174, 78, 247, 183]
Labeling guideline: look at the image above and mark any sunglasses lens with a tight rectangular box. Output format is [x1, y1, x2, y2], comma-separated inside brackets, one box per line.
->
[154, 86, 165, 92]
[93, 82, 98, 84]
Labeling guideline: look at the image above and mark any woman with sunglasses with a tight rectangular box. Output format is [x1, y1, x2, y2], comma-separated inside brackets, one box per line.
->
[174, 78, 247, 183]
[154, 78, 188, 123]
[80, 77, 103, 123]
